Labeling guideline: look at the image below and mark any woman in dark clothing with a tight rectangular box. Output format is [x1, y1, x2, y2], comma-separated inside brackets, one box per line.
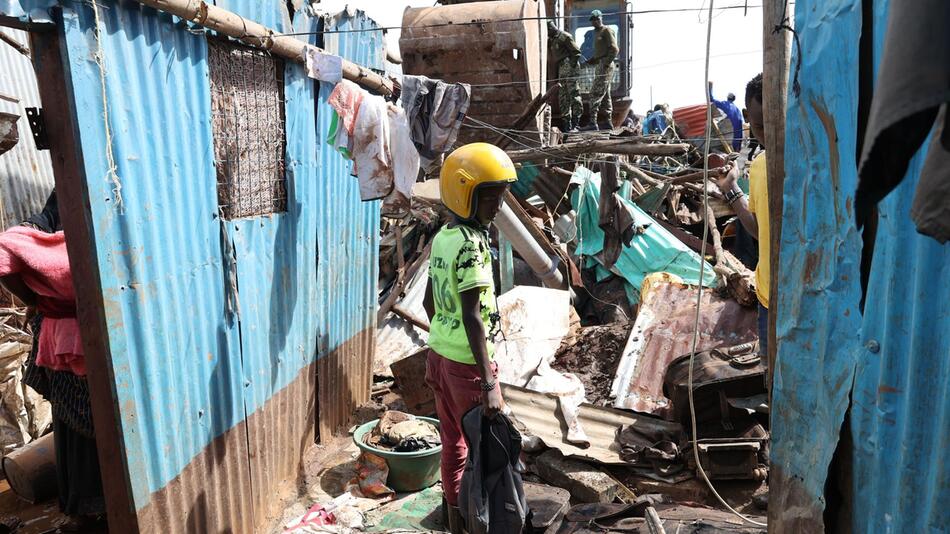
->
[2, 191, 105, 528]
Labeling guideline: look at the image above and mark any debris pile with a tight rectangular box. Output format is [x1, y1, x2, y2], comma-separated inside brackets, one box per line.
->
[368, 92, 770, 531]
[551, 322, 629, 406]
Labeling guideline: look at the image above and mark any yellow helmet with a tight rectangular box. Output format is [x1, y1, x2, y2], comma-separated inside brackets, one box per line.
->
[440, 143, 517, 220]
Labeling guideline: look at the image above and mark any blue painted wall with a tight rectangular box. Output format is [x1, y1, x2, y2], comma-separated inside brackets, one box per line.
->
[28, 0, 382, 513]
[772, 0, 949, 530]
[849, 2, 950, 530]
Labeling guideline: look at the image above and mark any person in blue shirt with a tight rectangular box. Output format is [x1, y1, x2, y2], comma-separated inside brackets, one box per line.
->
[643, 104, 669, 135]
[708, 81, 743, 151]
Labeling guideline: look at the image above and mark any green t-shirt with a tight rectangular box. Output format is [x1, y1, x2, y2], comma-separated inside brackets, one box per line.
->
[428, 224, 500, 365]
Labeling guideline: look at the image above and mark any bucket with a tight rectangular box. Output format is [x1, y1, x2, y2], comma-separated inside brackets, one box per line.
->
[352, 417, 442, 492]
[2, 432, 57, 503]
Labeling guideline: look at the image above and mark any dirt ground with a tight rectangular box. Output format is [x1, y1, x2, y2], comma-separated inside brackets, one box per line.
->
[551, 321, 631, 406]
[0, 479, 107, 534]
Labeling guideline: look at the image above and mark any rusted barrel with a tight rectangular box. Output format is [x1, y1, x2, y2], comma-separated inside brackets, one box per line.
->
[401, 0, 547, 144]
[2, 432, 57, 503]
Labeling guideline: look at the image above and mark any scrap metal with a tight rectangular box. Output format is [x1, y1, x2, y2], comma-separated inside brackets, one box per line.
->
[611, 276, 758, 417]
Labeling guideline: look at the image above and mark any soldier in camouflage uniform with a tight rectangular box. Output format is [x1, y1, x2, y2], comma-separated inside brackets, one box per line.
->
[585, 10, 619, 130]
[547, 21, 583, 132]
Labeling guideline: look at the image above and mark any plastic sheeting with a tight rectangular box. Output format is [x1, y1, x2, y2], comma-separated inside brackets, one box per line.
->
[571, 166, 718, 302]
[0, 309, 51, 455]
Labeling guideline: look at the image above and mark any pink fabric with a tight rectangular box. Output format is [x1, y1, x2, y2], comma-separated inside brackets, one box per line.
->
[0, 226, 85, 375]
[425, 349, 497, 507]
[328, 79, 364, 136]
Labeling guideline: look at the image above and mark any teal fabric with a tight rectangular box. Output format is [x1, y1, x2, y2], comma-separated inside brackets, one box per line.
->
[571, 166, 718, 303]
[512, 164, 540, 199]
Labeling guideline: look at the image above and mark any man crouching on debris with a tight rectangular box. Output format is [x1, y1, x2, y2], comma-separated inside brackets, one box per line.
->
[716, 73, 771, 363]
[423, 142, 516, 533]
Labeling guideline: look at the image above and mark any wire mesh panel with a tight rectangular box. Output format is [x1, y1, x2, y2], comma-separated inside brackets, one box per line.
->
[208, 38, 287, 219]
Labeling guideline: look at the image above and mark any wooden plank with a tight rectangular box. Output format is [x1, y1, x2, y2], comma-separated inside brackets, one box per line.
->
[29, 29, 140, 533]
[763, 0, 791, 393]
[508, 139, 689, 163]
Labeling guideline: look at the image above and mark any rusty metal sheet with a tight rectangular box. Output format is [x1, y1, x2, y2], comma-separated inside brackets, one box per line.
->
[610, 276, 758, 417]
[400, 0, 547, 144]
[502, 383, 682, 465]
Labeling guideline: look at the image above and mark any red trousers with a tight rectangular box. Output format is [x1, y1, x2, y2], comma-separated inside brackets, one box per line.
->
[425, 349, 497, 506]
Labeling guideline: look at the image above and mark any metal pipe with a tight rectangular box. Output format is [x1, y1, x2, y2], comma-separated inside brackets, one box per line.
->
[494, 202, 565, 289]
[131, 0, 394, 96]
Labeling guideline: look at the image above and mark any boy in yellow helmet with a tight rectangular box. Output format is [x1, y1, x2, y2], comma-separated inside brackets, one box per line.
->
[423, 142, 516, 533]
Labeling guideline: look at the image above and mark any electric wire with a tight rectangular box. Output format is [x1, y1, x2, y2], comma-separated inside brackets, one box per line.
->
[688, 0, 768, 527]
[281, 5, 784, 37]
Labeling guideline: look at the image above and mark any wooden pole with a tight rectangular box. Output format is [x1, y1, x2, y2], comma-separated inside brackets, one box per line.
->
[507, 138, 689, 162]
[0, 30, 30, 57]
[29, 30, 141, 533]
[763, 0, 791, 394]
[132, 0, 394, 96]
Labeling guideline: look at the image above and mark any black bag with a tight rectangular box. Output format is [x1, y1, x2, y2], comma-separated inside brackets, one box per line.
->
[663, 342, 766, 434]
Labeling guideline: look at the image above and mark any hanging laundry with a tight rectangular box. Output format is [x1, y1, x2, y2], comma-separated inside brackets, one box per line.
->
[400, 75, 471, 162]
[328, 79, 364, 137]
[329, 80, 420, 217]
[0, 227, 85, 376]
[856, 0, 950, 243]
[384, 105, 420, 218]
[351, 93, 393, 201]
[327, 111, 353, 160]
[302, 45, 343, 83]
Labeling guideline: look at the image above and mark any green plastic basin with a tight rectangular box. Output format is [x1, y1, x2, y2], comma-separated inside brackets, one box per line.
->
[353, 416, 442, 492]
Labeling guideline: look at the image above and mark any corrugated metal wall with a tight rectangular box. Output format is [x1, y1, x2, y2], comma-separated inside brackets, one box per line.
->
[312, 8, 382, 439]
[769, 0, 864, 528]
[849, 0, 949, 530]
[0, 28, 55, 229]
[36, 1, 381, 531]
[771, 0, 949, 531]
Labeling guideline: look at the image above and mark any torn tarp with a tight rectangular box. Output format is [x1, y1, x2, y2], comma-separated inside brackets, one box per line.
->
[571, 166, 718, 303]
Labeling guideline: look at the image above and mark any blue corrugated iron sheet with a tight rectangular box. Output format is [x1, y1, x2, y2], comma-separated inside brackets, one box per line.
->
[312, 7, 382, 435]
[770, 0, 864, 526]
[772, 0, 950, 531]
[314, 9, 382, 356]
[849, 0, 950, 530]
[58, 2, 240, 507]
[0, 0, 54, 23]
[28, 0, 382, 528]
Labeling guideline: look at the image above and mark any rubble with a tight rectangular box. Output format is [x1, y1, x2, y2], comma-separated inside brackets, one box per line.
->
[533, 450, 620, 504]
[550, 322, 629, 406]
[364, 46, 774, 532]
